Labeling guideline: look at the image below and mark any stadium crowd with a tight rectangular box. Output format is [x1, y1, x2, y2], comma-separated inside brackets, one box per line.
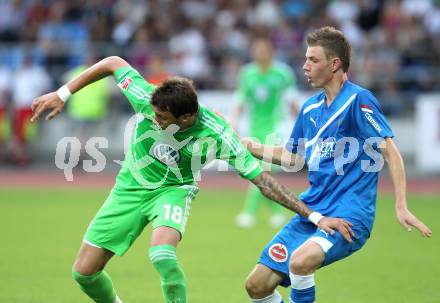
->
[0, 0, 439, 164]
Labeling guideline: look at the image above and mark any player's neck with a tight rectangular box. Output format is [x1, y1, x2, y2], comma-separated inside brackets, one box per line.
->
[324, 73, 347, 106]
[257, 60, 271, 73]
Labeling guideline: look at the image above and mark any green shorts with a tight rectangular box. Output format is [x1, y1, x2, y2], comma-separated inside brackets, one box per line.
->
[84, 184, 199, 256]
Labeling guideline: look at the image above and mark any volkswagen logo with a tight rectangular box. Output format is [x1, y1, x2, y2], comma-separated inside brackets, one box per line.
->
[151, 143, 180, 165]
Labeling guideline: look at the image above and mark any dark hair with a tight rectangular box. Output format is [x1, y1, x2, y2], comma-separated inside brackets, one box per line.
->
[151, 76, 199, 117]
[307, 26, 351, 72]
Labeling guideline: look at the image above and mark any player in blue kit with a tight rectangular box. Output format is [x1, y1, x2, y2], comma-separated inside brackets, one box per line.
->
[242, 27, 432, 303]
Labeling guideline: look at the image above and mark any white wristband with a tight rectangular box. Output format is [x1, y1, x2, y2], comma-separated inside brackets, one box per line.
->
[56, 85, 72, 103]
[308, 211, 323, 225]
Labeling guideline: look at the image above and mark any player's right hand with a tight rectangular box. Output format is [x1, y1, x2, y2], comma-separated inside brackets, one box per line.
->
[317, 217, 355, 243]
[31, 92, 65, 122]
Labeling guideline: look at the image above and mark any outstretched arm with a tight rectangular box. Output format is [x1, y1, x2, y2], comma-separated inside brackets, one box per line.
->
[251, 171, 355, 242]
[31, 56, 129, 122]
[380, 138, 432, 237]
[242, 138, 299, 167]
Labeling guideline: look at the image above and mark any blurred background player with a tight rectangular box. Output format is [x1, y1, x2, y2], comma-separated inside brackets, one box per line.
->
[11, 55, 51, 165]
[231, 37, 299, 229]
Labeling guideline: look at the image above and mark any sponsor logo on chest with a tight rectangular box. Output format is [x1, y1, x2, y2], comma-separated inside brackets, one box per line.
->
[150, 142, 180, 165]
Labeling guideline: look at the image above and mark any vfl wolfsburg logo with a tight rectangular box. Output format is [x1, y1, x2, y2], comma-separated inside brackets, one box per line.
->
[151, 143, 180, 165]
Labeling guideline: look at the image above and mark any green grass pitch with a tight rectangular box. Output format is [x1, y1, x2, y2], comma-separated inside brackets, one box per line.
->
[0, 187, 439, 302]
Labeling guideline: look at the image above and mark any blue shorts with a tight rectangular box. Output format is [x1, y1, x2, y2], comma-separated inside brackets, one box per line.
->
[258, 215, 370, 287]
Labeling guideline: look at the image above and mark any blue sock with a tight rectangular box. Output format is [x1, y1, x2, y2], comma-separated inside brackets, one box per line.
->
[289, 273, 315, 303]
[289, 286, 315, 303]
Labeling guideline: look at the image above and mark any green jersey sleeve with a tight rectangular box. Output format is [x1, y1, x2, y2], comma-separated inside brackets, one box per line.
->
[114, 66, 156, 113]
[200, 110, 261, 179]
[218, 127, 262, 180]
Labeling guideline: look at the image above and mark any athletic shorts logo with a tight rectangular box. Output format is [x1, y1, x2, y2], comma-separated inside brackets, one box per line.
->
[269, 243, 288, 263]
[151, 143, 180, 165]
[118, 77, 133, 91]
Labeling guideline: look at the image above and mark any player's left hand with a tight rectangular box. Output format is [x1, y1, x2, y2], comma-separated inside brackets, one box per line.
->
[30, 92, 65, 122]
[317, 217, 355, 243]
[396, 207, 432, 237]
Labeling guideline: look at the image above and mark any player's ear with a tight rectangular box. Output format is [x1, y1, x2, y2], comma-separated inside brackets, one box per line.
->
[332, 58, 341, 73]
[179, 113, 192, 123]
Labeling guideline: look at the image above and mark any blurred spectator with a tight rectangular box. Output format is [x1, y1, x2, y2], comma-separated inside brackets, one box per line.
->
[327, 0, 359, 24]
[129, 27, 153, 71]
[145, 55, 171, 86]
[111, 0, 147, 46]
[0, 65, 11, 162]
[401, 0, 433, 18]
[168, 18, 209, 85]
[379, 81, 405, 116]
[11, 55, 51, 165]
[0, 0, 439, 116]
[0, 0, 27, 43]
[36, 2, 89, 80]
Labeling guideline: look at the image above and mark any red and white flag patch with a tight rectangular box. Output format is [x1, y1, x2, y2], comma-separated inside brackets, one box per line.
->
[360, 104, 373, 114]
[118, 77, 133, 91]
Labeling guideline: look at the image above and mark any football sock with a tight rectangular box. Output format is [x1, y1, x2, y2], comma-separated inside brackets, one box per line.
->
[289, 273, 315, 303]
[149, 244, 187, 303]
[72, 269, 117, 303]
[250, 290, 284, 302]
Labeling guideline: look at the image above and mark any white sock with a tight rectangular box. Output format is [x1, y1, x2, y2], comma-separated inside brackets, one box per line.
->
[289, 273, 315, 290]
[250, 290, 283, 302]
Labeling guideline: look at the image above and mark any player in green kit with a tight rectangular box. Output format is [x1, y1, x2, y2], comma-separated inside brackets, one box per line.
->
[30, 56, 353, 303]
[231, 38, 299, 228]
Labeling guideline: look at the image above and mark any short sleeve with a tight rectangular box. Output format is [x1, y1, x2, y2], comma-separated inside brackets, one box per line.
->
[353, 90, 394, 140]
[217, 127, 262, 180]
[114, 66, 156, 113]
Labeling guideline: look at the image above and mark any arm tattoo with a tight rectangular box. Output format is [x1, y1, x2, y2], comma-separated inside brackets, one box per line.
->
[251, 172, 312, 218]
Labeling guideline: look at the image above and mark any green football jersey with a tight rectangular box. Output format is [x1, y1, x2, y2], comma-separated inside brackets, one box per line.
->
[113, 67, 262, 190]
[237, 61, 296, 140]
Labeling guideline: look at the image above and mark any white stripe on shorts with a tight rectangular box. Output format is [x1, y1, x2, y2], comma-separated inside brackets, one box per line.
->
[307, 236, 333, 253]
[83, 239, 102, 249]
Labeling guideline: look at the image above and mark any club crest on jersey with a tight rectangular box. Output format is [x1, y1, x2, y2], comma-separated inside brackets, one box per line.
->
[151, 143, 180, 165]
[360, 104, 373, 114]
[269, 243, 288, 263]
[118, 77, 133, 91]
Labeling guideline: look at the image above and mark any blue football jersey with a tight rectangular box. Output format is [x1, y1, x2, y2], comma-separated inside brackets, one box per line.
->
[286, 80, 394, 231]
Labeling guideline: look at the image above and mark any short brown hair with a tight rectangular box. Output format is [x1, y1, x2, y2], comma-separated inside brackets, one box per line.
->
[151, 76, 199, 118]
[307, 26, 351, 72]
